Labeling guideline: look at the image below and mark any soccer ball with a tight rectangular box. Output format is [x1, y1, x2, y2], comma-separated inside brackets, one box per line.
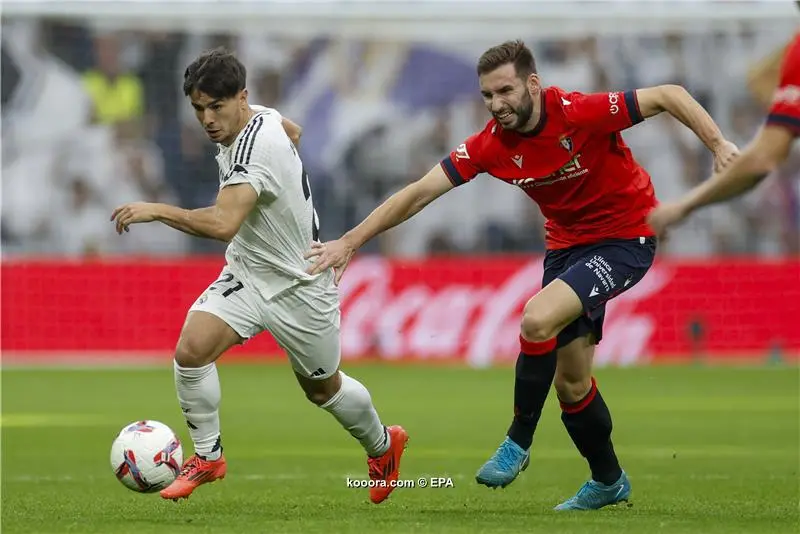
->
[110, 420, 183, 493]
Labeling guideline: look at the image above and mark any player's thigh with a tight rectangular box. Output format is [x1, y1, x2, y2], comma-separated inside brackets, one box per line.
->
[522, 249, 584, 342]
[522, 279, 584, 340]
[177, 267, 264, 367]
[265, 274, 342, 402]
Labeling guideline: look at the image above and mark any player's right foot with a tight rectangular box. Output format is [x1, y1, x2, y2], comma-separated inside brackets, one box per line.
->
[160, 453, 227, 501]
[367, 425, 409, 504]
[554, 471, 632, 511]
[475, 436, 530, 488]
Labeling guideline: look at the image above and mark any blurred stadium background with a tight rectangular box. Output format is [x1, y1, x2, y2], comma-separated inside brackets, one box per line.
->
[2, 2, 799, 533]
[1, 0, 798, 367]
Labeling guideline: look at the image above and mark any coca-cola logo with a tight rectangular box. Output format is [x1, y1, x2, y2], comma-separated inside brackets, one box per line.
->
[338, 258, 673, 367]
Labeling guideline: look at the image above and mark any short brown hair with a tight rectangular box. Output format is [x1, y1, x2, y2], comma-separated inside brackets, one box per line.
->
[183, 47, 246, 98]
[476, 40, 537, 78]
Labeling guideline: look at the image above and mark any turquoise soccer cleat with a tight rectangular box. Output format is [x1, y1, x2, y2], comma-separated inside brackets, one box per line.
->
[554, 471, 632, 511]
[475, 437, 530, 488]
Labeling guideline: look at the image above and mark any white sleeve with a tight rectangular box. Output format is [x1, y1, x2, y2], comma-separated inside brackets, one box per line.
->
[220, 162, 278, 198]
[220, 119, 283, 197]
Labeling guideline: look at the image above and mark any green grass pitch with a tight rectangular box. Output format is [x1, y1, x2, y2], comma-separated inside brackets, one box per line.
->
[2, 363, 798, 533]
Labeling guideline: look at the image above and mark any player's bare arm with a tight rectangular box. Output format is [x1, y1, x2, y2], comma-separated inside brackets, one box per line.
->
[636, 85, 739, 171]
[747, 43, 789, 108]
[305, 163, 454, 283]
[647, 124, 795, 236]
[282, 117, 303, 147]
[111, 183, 258, 241]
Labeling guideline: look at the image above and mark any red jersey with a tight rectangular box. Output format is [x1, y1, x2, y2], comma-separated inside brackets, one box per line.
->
[441, 86, 656, 249]
[766, 32, 800, 137]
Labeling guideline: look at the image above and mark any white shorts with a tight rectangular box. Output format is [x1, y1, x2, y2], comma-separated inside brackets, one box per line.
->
[188, 266, 340, 380]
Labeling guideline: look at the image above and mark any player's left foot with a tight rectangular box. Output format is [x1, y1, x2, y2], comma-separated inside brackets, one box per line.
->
[475, 436, 530, 488]
[367, 425, 409, 504]
[554, 471, 632, 511]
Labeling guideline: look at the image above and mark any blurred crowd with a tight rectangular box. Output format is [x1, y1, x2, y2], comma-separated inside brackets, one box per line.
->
[2, 18, 798, 259]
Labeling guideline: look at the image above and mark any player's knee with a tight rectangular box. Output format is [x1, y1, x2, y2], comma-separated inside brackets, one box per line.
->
[173, 338, 215, 368]
[520, 307, 556, 343]
[554, 372, 592, 404]
[300, 371, 341, 406]
[305, 389, 335, 406]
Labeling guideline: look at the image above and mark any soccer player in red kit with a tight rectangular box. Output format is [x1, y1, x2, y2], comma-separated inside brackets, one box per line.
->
[305, 40, 737, 510]
[649, 30, 800, 235]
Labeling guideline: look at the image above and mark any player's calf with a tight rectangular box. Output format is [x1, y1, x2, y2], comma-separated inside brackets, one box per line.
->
[172, 311, 242, 470]
[300, 370, 408, 503]
[559, 376, 624, 489]
[476, 334, 556, 489]
[555, 360, 627, 511]
[299, 370, 389, 456]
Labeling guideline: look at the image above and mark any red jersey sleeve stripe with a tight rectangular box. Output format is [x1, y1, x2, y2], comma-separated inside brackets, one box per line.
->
[766, 113, 800, 136]
[440, 157, 466, 186]
[624, 90, 644, 125]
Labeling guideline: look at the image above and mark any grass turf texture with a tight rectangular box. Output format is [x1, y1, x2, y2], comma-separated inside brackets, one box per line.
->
[2, 364, 798, 533]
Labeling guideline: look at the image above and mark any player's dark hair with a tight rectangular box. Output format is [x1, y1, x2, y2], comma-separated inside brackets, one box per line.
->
[477, 40, 537, 79]
[183, 48, 246, 99]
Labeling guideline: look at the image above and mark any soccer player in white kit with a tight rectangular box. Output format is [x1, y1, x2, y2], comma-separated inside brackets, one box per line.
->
[110, 49, 408, 504]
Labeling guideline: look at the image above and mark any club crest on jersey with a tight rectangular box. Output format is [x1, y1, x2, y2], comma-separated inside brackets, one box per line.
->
[559, 136, 573, 153]
[455, 143, 470, 160]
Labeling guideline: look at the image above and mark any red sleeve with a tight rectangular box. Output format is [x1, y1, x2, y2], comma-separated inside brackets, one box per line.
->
[766, 33, 800, 137]
[440, 130, 487, 186]
[562, 90, 644, 134]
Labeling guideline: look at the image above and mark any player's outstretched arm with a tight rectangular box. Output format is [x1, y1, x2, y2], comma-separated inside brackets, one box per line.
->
[636, 85, 739, 172]
[647, 124, 794, 235]
[110, 183, 258, 241]
[747, 43, 790, 109]
[304, 163, 454, 283]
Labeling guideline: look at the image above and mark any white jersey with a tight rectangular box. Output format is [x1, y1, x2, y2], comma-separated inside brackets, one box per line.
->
[215, 105, 321, 300]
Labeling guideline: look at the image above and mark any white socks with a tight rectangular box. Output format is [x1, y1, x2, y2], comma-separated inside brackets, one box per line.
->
[174, 361, 222, 461]
[320, 371, 390, 457]
[174, 364, 388, 460]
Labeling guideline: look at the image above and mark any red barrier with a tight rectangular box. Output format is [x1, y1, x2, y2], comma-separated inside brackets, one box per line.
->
[2, 257, 799, 365]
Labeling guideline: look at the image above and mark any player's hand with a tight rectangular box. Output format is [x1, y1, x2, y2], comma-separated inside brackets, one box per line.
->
[304, 238, 356, 285]
[647, 201, 690, 239]
[110, 202, 159, 234]
[712, 140, 740, 173]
